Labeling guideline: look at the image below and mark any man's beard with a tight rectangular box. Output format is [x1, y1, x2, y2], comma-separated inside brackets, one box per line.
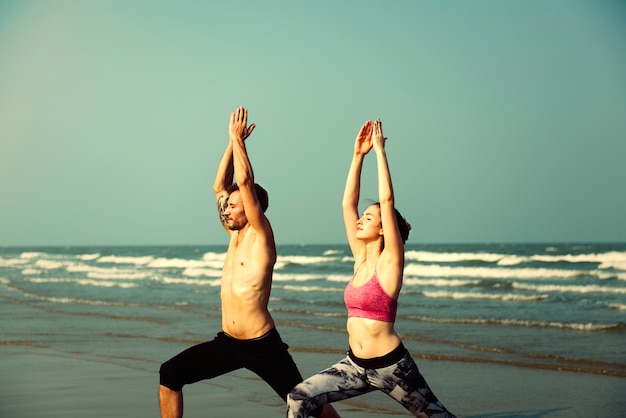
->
[227, 219, 244, 231]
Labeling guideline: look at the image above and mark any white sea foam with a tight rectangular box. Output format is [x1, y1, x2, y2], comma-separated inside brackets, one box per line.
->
[326, 274, 352, 283]
[66, 263, 102, 273]
[75, 279, 138, 288]
[404, 278, 480, 287]
[34, 259, 65, 269]
[79, 253, 101, 261]
[511, 320, 612, 331]
[25, 278, 137, 288]
[22, 269, 42, 275]
[278, 284, 343, 293]
[0, 280, 141, 306]
[35, 294, 136, 306]
[66, 263, 144, 279]
[97, 255, 154, 265]
[148, 257, 221, 269]
[596, 270, 626, 281]
[323, 249, 343, 255]
[201, 252, 226, 261]
[274, 273, 351, 283]
[277, 255, 338, 265]
[181, 267, 222, 278]
[528, 252, 626, 267]
[405, 264, 584, 280]
[512, 282, 626, 295]
[160, 277, 221, 286]
[87, 271, 150, 280]
[599, 260, 626, 271]
[406, 251, 504, 263]
[405, 315, 619, 331]
[273, 273, 325, 282]
[406, 250, 626, 268]
[20, 252, 45, 259]
[497, 256, 527, 266]
[421, 290, 548, 302]
[0, 257, 29, 267]
[608, 303, 626, 311]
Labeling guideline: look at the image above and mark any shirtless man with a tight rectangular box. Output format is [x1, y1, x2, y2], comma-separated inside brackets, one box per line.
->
[159, 107, 338, 418]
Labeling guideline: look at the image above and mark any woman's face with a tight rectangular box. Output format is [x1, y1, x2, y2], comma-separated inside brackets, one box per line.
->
[356, 205, 382, 240]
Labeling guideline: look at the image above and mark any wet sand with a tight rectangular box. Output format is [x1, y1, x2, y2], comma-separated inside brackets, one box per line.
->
[1, 345, 624, 417]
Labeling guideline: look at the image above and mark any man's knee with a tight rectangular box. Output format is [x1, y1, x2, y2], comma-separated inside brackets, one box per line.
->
[159, 360, 183, 392]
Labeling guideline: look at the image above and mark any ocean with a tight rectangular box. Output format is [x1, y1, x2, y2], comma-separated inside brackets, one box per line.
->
[1, 242, 625, 410]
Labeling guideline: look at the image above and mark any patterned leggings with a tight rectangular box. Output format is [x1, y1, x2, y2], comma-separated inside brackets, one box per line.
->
[286, 344, 455, 418]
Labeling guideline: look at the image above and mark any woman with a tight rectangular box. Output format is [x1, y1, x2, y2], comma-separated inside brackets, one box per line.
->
[286, 120, 456, 418]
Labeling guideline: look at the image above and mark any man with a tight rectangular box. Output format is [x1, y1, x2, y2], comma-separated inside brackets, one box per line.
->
[158, 107, 338, 418]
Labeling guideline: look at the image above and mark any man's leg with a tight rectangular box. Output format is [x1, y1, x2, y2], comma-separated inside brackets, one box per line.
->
[236, 329, 304, 400]
[240, 329, 344, 417]
[159, 385, 183, 418]
[158, 333, 241, 417]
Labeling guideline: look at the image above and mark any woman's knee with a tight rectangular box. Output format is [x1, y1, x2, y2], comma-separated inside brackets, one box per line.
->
[287, 387, 323, 418]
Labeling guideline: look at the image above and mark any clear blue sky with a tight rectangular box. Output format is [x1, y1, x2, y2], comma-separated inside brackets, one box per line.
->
[1, 0, 625, 246]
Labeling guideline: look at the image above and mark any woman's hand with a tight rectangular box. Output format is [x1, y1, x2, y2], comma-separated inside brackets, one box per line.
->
[354, 120, 373, 156]
[372, 119, 386, 151]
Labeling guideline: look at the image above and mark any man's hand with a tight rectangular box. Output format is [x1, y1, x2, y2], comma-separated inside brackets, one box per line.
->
[354, 120, 373, 156]
[372, 119, 387, 151]
[229, 106, 256, 141]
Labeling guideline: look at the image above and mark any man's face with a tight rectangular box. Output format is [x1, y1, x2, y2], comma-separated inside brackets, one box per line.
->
[224, 191, 247, 230]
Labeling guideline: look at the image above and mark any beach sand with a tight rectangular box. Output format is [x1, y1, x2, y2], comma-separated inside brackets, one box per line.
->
[1, 345, 624, 418]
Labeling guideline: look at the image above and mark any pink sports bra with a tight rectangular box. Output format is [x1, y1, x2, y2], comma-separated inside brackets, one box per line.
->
[344, 266, 398, 323]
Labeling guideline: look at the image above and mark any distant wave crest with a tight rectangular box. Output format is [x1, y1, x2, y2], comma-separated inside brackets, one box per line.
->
[406, 250, 626, 270]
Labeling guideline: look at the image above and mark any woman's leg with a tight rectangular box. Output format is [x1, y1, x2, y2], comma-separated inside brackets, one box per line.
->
[367, 351, 456, 418]
[286, 356, 374, 418]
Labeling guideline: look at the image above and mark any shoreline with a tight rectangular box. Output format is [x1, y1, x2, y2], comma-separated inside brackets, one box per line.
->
[1, 345, 625, 418]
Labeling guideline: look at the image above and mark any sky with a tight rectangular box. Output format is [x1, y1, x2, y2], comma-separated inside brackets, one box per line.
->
[1, 0, 625, 247]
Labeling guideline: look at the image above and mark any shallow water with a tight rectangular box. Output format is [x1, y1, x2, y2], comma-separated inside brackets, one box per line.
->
[1, 242, 625, 379]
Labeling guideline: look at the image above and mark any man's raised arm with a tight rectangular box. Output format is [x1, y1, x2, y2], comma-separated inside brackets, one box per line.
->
[213, 140, 235, 232]
[213, 110, 256, 232]
[229, 106, 269, 235]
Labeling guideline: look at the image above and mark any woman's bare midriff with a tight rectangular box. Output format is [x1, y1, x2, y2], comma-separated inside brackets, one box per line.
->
[347, 317, 401, 359]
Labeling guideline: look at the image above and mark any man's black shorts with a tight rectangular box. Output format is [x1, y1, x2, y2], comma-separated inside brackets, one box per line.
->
[159, 328, 303, 400]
